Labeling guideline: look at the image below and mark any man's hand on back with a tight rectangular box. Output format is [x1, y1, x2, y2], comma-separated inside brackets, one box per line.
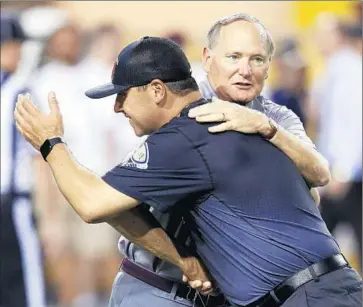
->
[180, 256, 216, 295]
[188, 97, 272, 136]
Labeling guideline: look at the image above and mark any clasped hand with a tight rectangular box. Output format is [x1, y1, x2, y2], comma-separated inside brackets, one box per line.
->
[189, 97, 269, 135]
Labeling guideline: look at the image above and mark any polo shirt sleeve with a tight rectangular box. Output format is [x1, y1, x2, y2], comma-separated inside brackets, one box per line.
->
[265, 101, 316, 148]
[102, 128, 213, 213]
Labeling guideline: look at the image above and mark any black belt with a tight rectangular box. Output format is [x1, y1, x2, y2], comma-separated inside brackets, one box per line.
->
[234, 253, 349, 307]
[120, 258, 226, 306]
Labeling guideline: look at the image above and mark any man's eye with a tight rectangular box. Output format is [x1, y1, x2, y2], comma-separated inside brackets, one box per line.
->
[227, 55, 239, 60]
[251, 57, 265, 65]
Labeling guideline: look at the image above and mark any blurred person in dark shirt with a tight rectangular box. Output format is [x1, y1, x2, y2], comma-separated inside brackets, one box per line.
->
[271, 38, 308, 126]
[163, 30, 206, 83]
[1, 13, 46, 307]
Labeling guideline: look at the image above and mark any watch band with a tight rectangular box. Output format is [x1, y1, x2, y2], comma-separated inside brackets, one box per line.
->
[40, 137, 65, 161]
[264, 118, 279, 140]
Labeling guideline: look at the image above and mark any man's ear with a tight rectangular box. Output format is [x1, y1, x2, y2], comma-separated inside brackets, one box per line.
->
[202, 47, 212, 73]
[149, 79, 166, 104]
[264, 59, 272, 80]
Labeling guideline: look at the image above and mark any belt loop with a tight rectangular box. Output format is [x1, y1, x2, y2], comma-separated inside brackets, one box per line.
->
[308, 265, 320, 282]
[269, 289, 281, 305]
[119, 257, 126, 271]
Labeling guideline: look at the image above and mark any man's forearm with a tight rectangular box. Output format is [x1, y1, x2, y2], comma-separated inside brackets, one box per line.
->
[46, 143, 137, 223]
[107, 208, 211, 282]
[267, 126, 330, 187]
[46, 145, 195, 273]
[106, 207, 190, 270]
[47, 145, 204, 279]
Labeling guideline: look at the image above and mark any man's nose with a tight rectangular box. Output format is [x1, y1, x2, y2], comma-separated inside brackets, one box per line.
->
[237, 58, 252, 77]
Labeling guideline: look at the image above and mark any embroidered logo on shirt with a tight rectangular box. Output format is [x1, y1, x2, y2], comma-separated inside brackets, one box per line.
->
[121, 142, 149, 169]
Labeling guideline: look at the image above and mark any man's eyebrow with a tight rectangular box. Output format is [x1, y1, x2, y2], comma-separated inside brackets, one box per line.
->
[224, 51, 243, 56]
[251, 54, 267, 58]
[225, 51, 266, 57]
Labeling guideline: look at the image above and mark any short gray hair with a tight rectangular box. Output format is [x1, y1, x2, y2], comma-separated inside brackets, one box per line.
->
[207, 13, 275, 58]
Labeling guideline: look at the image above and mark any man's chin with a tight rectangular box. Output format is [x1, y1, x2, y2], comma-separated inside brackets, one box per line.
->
[134, 130, 144, 137]
[230, 94, 254, 104]
[133, 128, 148, 137]
[225, 89, 257, 104]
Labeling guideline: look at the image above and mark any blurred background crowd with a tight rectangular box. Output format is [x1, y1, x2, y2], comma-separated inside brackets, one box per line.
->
[1, 1, 362, 307]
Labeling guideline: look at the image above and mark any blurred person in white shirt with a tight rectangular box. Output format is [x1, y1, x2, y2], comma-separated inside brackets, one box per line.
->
[78, 24, 143, 303]
[309, 16, 362, 272]
[30, 23, 86, 307]
[30, 23, 141, 307]
[79, 24, 142, 159]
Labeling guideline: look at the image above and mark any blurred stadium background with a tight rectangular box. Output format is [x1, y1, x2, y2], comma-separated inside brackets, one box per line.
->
[1, 1, 362, 307]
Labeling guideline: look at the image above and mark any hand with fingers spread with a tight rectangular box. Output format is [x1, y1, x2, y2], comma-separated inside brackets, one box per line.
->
[14, 92, 64, 150]
[180, 256, 215, 296]
[188, 97, 272, 136]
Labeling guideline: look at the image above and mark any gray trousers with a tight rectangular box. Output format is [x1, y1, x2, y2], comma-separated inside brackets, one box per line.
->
[109, 271, 222, 307]
[110, 267, 362, 307]
[274, 266, 362, 307]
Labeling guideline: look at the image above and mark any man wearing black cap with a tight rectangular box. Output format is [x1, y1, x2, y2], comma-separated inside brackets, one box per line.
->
[16, 36, 217, 307]
[15, 35, 361, 307]
[1, 14, 46, 307]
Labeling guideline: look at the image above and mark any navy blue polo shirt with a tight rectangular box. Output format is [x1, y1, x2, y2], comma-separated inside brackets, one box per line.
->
[103, 99, 340, 305]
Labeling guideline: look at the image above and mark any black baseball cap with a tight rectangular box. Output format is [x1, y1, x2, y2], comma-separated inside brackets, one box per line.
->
[85, 36, 192, 99]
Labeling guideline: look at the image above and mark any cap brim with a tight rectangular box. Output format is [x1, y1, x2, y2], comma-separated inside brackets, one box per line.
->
[85, 83, 129, 99]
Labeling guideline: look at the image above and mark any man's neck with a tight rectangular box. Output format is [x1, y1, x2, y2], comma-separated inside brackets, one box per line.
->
[159, 91, 203, 127]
